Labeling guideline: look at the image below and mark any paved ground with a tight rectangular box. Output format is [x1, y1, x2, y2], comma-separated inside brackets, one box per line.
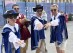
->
[0, 21, 73, 53]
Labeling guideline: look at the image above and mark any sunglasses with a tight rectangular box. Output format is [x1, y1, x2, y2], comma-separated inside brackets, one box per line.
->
[14, 8, 19, 10]
[51, 9, 57, 12]
[36, 9, 43, 12]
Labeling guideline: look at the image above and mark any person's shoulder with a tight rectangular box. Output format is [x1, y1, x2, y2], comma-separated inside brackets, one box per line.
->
[2, 24, 12, 33]
[3, 24, 9, 29]
[58, 15, 66, 22]
[31, 16, 37, 20]
[59, 15, 65, 19]
[2, 24, 7, 32]
[59, 14, 65, 17]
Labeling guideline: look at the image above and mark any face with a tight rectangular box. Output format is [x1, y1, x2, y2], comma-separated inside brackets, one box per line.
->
[13, 6, 19, 13]
[7, 16, 16, 26]
[36, 9, 43, 16]
[51, 5, 58, 16]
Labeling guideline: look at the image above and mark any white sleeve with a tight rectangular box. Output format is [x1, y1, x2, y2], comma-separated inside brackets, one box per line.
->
[34, 19, 43, 30]
[50, 19, 59, 26]
[9, 32, 20, 50]
[9, 32, 19, 42]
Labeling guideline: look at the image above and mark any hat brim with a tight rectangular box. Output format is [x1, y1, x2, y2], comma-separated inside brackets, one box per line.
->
[3, 13, 19, 19]
[33, 6, 43, 12]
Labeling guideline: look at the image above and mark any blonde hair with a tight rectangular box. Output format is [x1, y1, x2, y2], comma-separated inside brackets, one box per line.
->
[52, 4, 58, 8]
[51, 4, 58, 10]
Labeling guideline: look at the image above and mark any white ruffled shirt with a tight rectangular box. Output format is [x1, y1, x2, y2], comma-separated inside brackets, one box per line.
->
[50, 13, 61, 26]
[33, 15, 44, 30]
[34, 19, 43, 30]
[3, 23, 25, 50]
[51, 13, 66, 39]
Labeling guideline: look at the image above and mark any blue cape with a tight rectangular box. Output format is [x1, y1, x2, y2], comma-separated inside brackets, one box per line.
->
[31, 16, 47, 50]
[50, 15, 68, 45]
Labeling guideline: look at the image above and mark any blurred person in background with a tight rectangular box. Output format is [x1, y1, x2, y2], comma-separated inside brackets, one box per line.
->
[60, 11, 68, 22]
[42, 10, 47, 21]
[12, 4, 31, 53]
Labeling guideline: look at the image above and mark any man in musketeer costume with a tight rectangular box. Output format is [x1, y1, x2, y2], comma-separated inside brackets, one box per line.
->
[44, 4, 68, 53]
[31, 4, 47, 53]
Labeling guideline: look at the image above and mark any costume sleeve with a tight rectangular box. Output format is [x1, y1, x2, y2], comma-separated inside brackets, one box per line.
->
[50, 19, 59, 26]
[9, 32, 25, 50]
[34, 19, 43, 30]
[9, 32, 19, 42]
[9, 32, 20, 50]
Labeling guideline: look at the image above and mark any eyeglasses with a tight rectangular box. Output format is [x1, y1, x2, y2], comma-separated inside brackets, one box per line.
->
[14, 8, 19, 10]
[36, 9, 43, 12]
[51, 9, 57, 12]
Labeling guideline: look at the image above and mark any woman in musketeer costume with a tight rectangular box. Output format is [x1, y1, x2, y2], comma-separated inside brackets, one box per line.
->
[2, 10, 25, 53]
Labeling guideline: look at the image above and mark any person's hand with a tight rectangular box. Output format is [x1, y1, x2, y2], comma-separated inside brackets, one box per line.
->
[44, 22, 51, 29]
[15, 40, 23, 45]
[19, 40, 25, 47]
[16, 40, 25, 47]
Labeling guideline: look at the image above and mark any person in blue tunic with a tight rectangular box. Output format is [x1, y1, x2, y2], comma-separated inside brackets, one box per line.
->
[44, 4, 68, 53]
[31, 4, 47, 53]
[2, 10, 25, 53]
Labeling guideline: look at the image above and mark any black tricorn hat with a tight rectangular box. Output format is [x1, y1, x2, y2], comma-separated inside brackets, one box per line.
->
[33, 4, 43, 12]
[3, 10, 19, 19]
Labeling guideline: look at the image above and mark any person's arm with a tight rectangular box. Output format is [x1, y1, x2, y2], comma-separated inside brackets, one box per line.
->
[9, 32, 25, 50]
[44, 18, 59, 29]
